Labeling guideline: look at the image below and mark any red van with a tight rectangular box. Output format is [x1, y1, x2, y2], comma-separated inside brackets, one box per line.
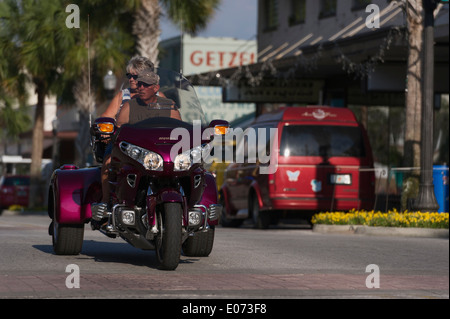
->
[220, 106, 375, 228]
[0, 175, 30, 214]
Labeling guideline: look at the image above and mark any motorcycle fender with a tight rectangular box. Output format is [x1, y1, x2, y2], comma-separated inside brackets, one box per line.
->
[51, 166, 101, 224]
[199, 172, 218, 206]
[159, 190, 184, 203]
[147, 189, 187, 226]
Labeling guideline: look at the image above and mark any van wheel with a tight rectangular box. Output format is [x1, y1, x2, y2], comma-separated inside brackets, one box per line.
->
[250, 194, 270, 229]
[219, 192, 243, 228]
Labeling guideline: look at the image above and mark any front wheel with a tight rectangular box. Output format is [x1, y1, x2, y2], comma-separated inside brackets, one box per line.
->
[155, 203, 182, 270]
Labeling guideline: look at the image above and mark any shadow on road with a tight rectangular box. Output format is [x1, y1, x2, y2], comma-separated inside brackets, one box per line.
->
[33, 240, 199, 270]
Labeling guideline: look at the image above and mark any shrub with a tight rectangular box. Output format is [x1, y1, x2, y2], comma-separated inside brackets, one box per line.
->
[311, 209, 449, 229]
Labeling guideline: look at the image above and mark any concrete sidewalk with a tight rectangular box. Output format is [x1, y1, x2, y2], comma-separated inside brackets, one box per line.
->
[313, 224, 449, 239]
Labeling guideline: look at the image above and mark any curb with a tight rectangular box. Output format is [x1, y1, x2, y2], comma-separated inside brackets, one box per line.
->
[1, 209, 48, 217]
[312, 224, 449, 239]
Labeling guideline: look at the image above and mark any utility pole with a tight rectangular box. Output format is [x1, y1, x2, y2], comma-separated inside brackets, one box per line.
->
[413, 0, 440, 212]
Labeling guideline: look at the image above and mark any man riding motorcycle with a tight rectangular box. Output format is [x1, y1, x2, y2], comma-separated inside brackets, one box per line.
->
[92, 68, 181, 221]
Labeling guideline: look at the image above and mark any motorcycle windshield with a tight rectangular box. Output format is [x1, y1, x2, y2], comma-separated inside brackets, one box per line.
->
[120, 68, 207, 127]
[149, 68, 207, 126]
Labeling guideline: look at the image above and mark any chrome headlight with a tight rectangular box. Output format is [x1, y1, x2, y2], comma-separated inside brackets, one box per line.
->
[174, 144, 211, 171]
[119, 141, 163, 171]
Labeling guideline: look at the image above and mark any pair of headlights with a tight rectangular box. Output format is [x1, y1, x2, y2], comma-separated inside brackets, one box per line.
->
[119, 141, 210, 171]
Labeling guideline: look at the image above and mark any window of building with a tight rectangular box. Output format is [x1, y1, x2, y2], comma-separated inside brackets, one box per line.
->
[262, 0, 278, 32]
[351, 0, 371, 11]
[319, 0, 337, 19]
[289, 0, 306, 26]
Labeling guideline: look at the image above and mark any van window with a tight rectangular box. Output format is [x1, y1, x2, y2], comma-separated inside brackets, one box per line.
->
[3, 176, 30, 186]
[280, 125, 366, 157]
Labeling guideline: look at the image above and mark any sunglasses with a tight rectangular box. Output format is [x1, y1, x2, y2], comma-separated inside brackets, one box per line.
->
[126, 73, 138, 80]
[137, 81, 155, 88]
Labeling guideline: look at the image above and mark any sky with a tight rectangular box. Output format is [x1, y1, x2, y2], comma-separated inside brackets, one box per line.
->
[159, 0, 258, 41]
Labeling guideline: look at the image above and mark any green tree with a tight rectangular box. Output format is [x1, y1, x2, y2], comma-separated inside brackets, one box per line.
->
[133, 0, 221, 65]
[0, 0, 76, 207]
[0, 61, 31, 141]
[62, 1, 134, 167]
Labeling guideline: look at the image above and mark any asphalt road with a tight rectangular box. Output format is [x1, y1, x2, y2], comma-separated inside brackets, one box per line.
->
[0, 211, 448, 302]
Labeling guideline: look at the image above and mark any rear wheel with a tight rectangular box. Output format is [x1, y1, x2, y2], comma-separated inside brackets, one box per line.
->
[183, 226, 215, 257]
[52, 221, 85, 255]
[155, 203, 182, 270]
[50, 190, 84, 255]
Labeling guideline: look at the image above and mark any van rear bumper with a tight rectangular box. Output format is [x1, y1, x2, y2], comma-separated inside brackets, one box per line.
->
[270, 197, 374, 211]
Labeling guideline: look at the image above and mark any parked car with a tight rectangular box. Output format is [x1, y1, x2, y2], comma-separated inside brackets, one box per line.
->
[220, 106, 376, 228]
[0, 175, 30, 214]
[207, 112, 256, 190]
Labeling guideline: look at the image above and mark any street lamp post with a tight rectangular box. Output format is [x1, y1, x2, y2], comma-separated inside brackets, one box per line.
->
[413, 0, 439, 212]
[103, 70, 117, 99]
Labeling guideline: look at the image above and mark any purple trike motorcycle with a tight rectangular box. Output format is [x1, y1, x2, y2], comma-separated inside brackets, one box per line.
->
[48, 69, 228, 270]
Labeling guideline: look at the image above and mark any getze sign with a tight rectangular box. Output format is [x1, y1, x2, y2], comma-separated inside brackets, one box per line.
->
[223, 79, 324, 103]
[189, 50, 256, 69]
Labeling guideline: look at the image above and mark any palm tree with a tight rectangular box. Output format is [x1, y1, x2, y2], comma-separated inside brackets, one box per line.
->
[0, 60, 31, 143]
[0, 101, 32, 145]
[0, 0, 76, 207]
[133, 0, 221, 66]
[0, 0, 134, 205]
[63, 1, 135, 167]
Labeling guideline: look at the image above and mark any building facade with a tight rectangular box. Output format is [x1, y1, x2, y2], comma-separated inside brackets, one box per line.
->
[159, 34, 257, 123]
[191, 0, 448, 110]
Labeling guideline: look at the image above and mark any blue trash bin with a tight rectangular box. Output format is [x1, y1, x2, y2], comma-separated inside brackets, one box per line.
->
[433, 165, 449, 213]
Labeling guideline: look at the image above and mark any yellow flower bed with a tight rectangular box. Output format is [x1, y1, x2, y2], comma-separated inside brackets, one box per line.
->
[311, 209, 449, 229]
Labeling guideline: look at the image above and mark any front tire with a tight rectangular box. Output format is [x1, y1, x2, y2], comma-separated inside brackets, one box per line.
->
[155, 203, 182, 270]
